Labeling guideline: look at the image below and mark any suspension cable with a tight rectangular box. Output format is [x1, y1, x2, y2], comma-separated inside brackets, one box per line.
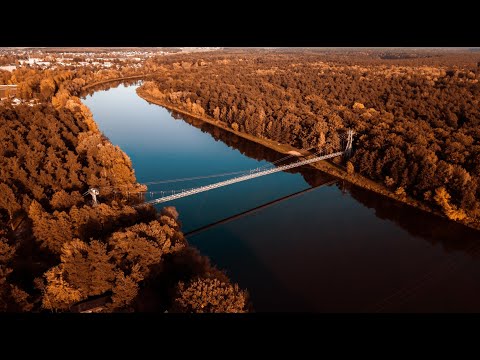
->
[99, 132, 348, 193]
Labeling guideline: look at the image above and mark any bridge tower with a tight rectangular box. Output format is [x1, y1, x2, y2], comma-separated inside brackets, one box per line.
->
[344, 129, 354, 159]
[86, 188, 100, 206]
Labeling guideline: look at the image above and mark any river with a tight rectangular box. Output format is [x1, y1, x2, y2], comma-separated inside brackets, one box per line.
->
[83, 83, 480, 312]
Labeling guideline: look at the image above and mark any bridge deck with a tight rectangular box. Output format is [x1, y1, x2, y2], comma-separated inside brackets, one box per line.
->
[145, 150, 345, 205]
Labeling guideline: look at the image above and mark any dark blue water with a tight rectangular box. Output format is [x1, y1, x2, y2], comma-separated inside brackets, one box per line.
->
[84, 83, 480, 312]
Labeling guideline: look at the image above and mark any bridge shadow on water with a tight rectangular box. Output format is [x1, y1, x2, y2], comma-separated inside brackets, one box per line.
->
[185, 181, 337, 237]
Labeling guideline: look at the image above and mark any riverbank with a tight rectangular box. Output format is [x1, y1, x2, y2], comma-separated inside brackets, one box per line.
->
[136, 87, 480, 232]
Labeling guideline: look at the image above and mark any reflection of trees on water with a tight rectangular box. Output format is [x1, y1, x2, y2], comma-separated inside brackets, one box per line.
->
[80, 79, 142, 98]
[346, 183, 480, 257]
[169, 110, 336, 187]
[170, 110, 480, 257]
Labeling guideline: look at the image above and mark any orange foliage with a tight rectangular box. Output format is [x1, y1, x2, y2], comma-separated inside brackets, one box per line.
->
[172, 277, 248, 313]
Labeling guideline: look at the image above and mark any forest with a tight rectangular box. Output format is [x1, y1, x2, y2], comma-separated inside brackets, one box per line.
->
[138, 49, 480, 227]
[0, 60, 250, 312]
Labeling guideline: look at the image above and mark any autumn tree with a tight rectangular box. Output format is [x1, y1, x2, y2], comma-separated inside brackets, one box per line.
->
[0, 183, 21, 228]
[60, 240, 115, 297]
[109, 219, 185, 278]
[40, 77, 56, 100]
[108, 265, 143, 311]
[42, 266, 82, 311]
[434, 187, 467, 221]
[171, 277, 249, 313]
[50, 190, 84, 210]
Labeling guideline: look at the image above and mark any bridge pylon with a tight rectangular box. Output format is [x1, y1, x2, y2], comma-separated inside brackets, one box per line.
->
[344, 129, 354, 159]
[85, 188, 100, 206]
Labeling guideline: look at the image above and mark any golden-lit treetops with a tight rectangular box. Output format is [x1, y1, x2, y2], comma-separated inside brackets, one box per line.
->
[0, 62, 249, 313]
[172, 278, 249, 313]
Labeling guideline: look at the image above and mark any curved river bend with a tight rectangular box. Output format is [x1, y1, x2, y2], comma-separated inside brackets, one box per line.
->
[84, 83, 480, 312]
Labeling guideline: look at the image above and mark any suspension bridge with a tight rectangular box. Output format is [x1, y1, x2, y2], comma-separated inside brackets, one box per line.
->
[85, 130, 354, 206]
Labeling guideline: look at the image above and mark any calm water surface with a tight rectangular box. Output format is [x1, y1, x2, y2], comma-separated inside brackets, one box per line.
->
[84, 84, 480, 312]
